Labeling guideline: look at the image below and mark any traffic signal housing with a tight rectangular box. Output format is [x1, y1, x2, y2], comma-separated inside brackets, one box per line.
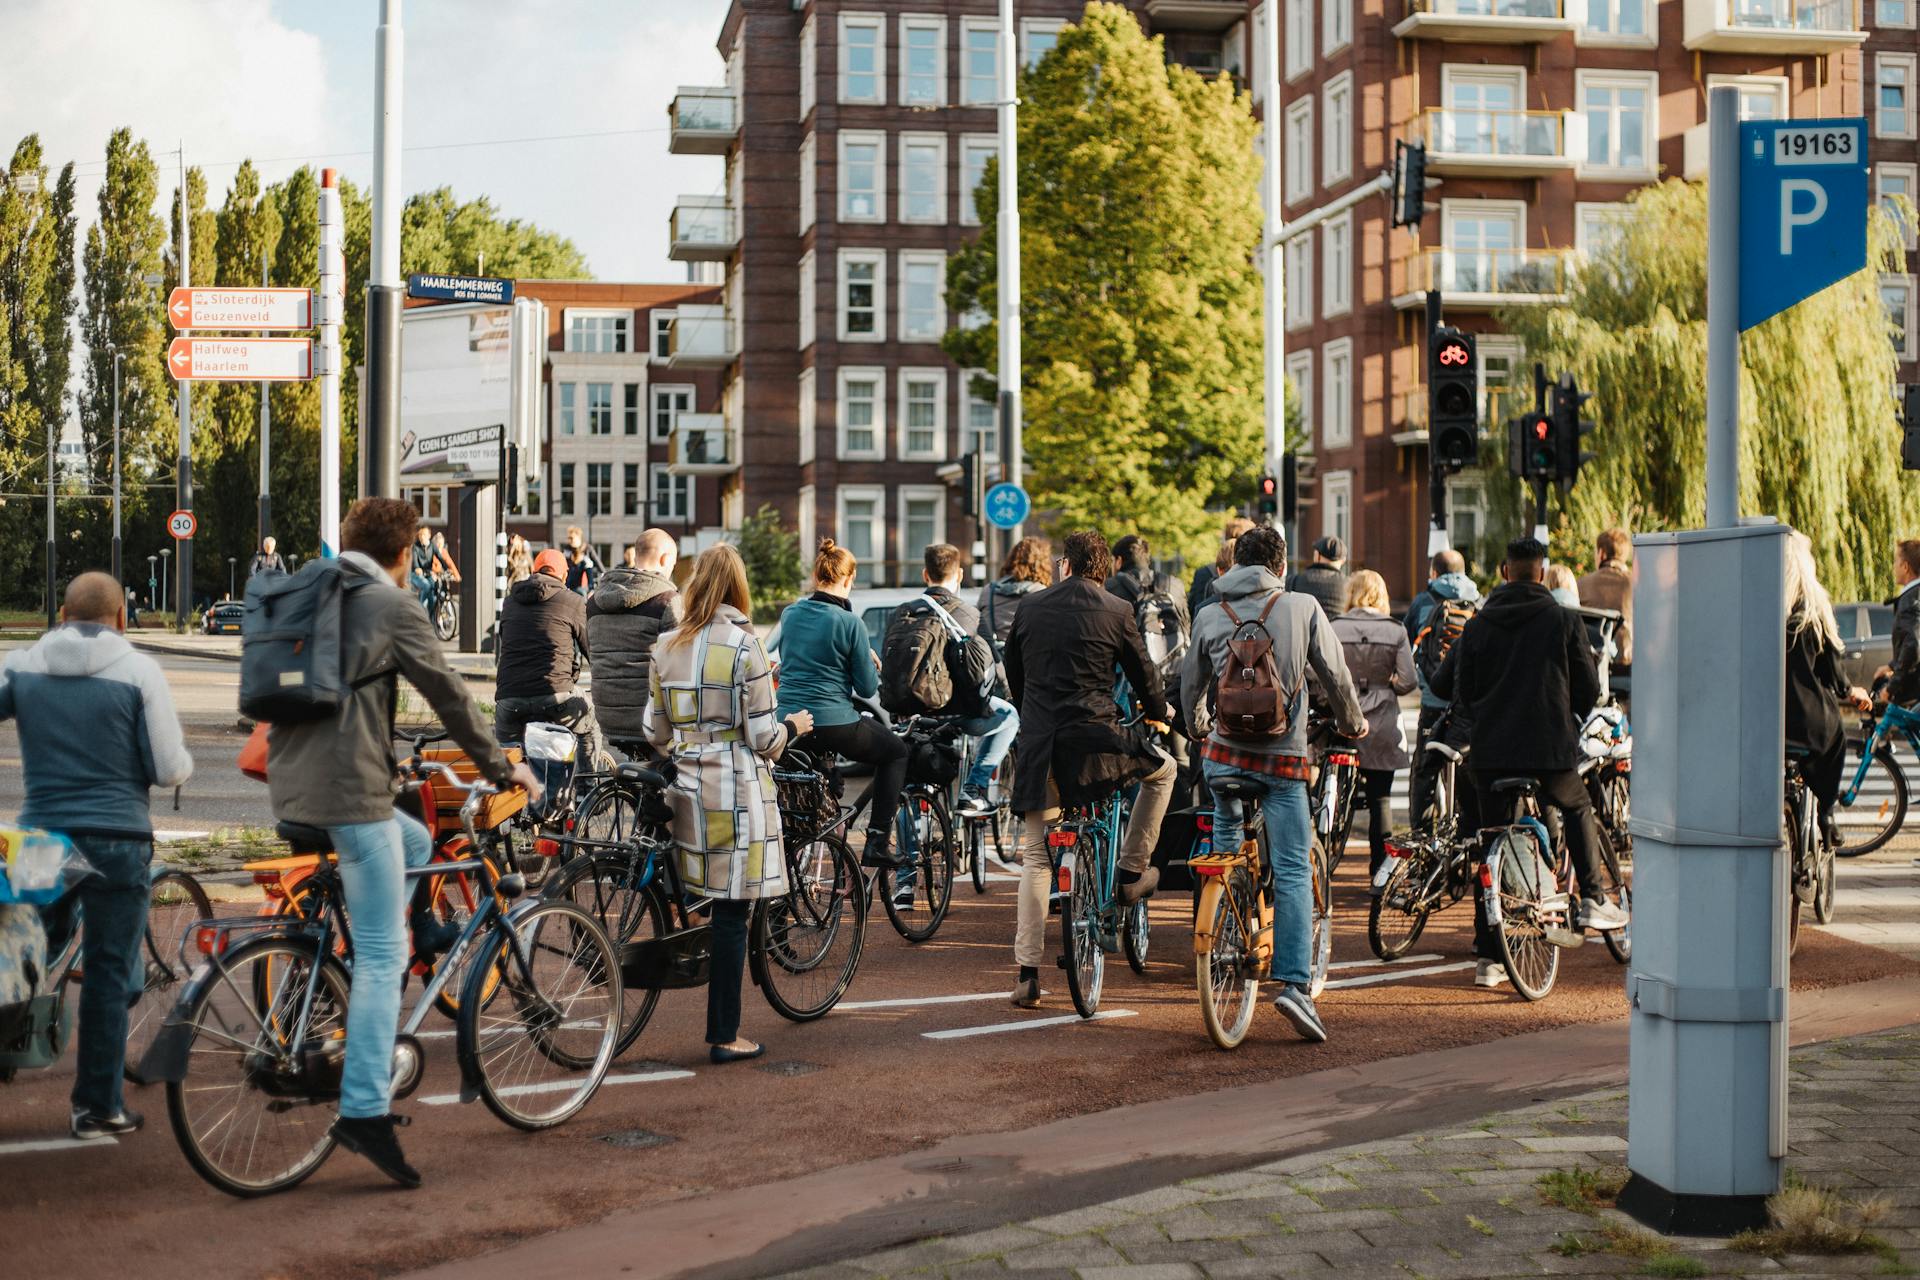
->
[1393, 141, 1429, 229]
[1259, 471, 1280, 520]
[1428, 327, 1479, 473]
[1904, 384, 1920, 471]
[1551, 374, 1596, 488]
[1508, 412, 1555, 480]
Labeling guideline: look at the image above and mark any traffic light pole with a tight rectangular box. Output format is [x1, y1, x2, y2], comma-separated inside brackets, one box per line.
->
[1424, 291, 1449, 555]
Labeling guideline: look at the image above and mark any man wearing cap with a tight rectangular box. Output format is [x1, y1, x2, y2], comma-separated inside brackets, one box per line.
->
[493, 547, 607, 768]
[1287, 536, 1350, 619]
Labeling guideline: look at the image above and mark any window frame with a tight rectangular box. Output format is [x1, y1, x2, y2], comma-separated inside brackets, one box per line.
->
[898, 249, 947, 344]
[651, 466, 693, 524]
[838, 129, 887, 223]
[798, 249, 817, 350]
[1286, 349, 1315, 441]
[836, 485, 887, 585]
[1879, 0, 1916, 28]
[1322, 211, 1352, 317]
[624, 462, 642, 517]
[1322, 72, 1354, 187]
[1574, 201, 1635, 261]
[799, 367, 818, 466]
[558, 381, 577, 436]
[1705, 73, 1789, 123]
[898, 14, 947, 109]
[1883, 274, 1918, 362]
[799, 132, 817, 234]
[1285, 97, 1315, 203]
[899, 132, 949, 226]
[964, 369, 999, 459]
[959, 135, 997, 227]
[961, 18, 1000, 107]
[622, 382, 641, 436]
[898, 484, 948, 570]
[1878, 54, 1918, 140]
[1878, 161, 1918, 249]
[1577, 0, 1655, 46]
[1284, 0, 1312, 80]
[838, 365, 887, 461]
[838, 12, 886, 107]
[1321, 338, 1354, 450]
[800, 17, 817, 118]
[557, 461, 576, 516]
[584, 462, 613, 519]
[1321, 469, 1353, 554]
[585, 381, 613, 436]
[897, 366, 949, 462]
[838, 248, 887, 343]
[1322, 0, 1352, 54]
[1284, 234, 1314, 331]
[563, 308, 630, 355]
[651, 384, 693, 444]
[651, 312, 675, 361]
[1020, 18, 1065, 68]
[1575, 69, 1660, 180]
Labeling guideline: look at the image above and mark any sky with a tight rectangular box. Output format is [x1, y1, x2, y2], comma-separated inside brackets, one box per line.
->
[1, 0, 732, 283]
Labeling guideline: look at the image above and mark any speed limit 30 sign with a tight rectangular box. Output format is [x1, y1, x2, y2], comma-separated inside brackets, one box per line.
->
[168, 510, 197, 540]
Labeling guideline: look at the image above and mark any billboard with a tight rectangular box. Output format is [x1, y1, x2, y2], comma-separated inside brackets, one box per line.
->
[399, 298, 546, 485]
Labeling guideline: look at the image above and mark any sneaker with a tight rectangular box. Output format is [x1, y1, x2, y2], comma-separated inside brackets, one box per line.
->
[1118, 867, 1161, 905]
[1581, 897, 1630, 931]
[330, 1114, 422, 1189]
[1272, 984, 1328, 1043]
[957, 785, 994, 818]
[70, 1107, 143, 1140]
[1474, 960, 1509, 989]
[891, 882, 917, 910]
[409, 911, 462, 963]
[1010, 977, 1043, 1008]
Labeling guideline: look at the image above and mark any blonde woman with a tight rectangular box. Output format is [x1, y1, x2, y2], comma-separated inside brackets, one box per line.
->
[1783, 531, 1869, 839]
[1330, 570, 1417, 882]
[505, 534, 533, 589]
[644, 545, 813, 1063]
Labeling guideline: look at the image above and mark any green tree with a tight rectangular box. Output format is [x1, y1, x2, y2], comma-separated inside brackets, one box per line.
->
[944, 2, 1264, 564]
[736, 503, 804, 621]
[400, 188, 588, 280]
[1495, 179, 1916, 600]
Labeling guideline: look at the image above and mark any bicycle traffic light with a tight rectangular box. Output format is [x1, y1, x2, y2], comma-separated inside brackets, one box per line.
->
[1428, 327, 1479, 473]
[961, 451, 982, 518]
[1551, 374, 1596, 488]
[1282, 454, 1299, 525]
[1258, 472, 1280, 519]
[1903, 384, 1920, 472]
[1508, 412, 1555, 480]
[1393, 140, 1430, 230]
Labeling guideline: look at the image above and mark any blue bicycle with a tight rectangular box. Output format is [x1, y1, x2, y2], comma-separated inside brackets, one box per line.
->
[1835, 702, 1916, 856]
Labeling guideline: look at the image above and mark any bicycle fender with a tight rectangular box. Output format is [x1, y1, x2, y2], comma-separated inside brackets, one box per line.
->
[134, 927, 315, 1084]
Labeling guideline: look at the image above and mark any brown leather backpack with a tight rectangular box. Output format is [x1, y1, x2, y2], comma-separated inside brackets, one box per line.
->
[1214, 595, 1300, 741]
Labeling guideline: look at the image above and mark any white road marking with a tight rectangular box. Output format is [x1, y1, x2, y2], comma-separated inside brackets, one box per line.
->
[839, 992, 1010, 1011]
[419, 1068, 693, 1106]
[1322, 961, 1476, 990]
[154, 829, 212, 843]
[0, 1136, 117, 1156]
[922, 1009, 1138, 1040]
[1328, 953, 1443, 971]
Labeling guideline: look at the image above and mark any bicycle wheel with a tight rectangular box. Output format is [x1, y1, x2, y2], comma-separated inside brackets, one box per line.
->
[884, 793, 955, 942]
[968, 822, 989, 895]
[1367, 848, 1434, 961]
[125, 869, 212, 1085]
[166, 935, 349, 1197]
[1814, 839, 1837, 926]
[576, 780, 643, 846]
[1307, 836, 1333, 999]
[426, 855, 504, 1020]
[1835, 742, 1907, 856]
[544, 850, 669, 1056]
[1195, 870, 1259, 1050]
[1596, 827, 1633, 966]
[457, 900, 621, 1131]
[1488, 831, 1560, 1001]
[753, 833, 866, 1021]
[1061, 828, 1107, 1019]
[1122, 896, 1151, 974]
[433, 595, 458, 642]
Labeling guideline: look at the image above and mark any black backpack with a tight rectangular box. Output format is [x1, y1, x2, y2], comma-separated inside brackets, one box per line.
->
[239, 559, 388, 724]
[1414, 596, 1476, 688]
[1134, 578, 1189, 679]
[881, 596, 995, 718]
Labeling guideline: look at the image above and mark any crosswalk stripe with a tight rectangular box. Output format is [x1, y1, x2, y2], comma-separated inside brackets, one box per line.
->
[922, 1009, 1138, 1040]
[418, 1068, 693, 1106]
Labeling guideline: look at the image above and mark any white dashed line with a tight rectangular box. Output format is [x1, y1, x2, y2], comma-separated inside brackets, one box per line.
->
[1322, 961, 1477, 990]
[0, 1136, 117, 1156]
[922, 1009, 1139, 1040]
[418, 1068, 693, 1106]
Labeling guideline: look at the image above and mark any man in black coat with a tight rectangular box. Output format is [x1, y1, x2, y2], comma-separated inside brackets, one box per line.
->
[495, 548, 607, 768]
[1888, 539, 1920, 705]
[1430, 538, 1627, 985]
[1287, 536, 1350, 618]
[1005, 530, 1176, 1009]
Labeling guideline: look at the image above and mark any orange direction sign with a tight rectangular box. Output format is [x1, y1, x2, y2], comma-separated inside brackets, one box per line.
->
[168, 287, 312, 330]
[167, 337, 312, 382]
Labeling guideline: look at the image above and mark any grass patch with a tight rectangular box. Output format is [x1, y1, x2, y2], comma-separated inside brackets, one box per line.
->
[1642, 1255, 1707, 1278]
[1729, 1184, 1891, 1259]
[1465, 1215, 1495, 1237]
[1556, 1103, 1590, 1123]
[1551, 1233, 1596, 1257]
[163, 825, 282, 870]
[1537, 1165, 1631, 1215]
[1604, 1228, 1674, 1259]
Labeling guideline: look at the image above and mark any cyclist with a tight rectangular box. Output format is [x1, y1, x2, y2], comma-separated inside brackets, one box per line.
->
[247, 535, 285, 582]
[1184, 526, 1365, 1042]
[563, 525, 602, 597]
[1189, 516, 1254, 618]
[1331, 570, 1416, 886]
[2, 571, 193, 1140]
[408, 525, 436, 608]
[494, 547, 608, 769]
[1886, 539, 1920, 705]
[977, 535, 1051, 656]
[1005, 530, 1176, 1009]
[1428, 537, 1629, 990]
[429, 530, 459, 591]
[775, 538, 910, 869]
[588, 528, 680, 755]
[1404, 550, 1480, 828]
[267, 497, 542, 1187]
[1784, 531, 1869, 845]
[1576, 528, 1634, 685]
[1286, 536, 1350, 619]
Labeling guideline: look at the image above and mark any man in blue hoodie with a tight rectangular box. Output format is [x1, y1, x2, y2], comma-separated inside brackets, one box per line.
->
[1, 572, 193, 1139]
[1405, 550, 1481, 830]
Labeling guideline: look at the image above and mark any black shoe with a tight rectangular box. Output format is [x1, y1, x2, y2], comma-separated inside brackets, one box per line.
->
[410, 911, 462, 964]
[860, 835, 911, 868]
[957, 785, 994, 818]
[709, 1041, 765, 1065]
[330, 1114, 422, 1188]
[70, 1107, 143, 1140]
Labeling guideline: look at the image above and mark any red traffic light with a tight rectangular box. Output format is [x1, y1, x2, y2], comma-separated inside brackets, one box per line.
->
[1260, 475, 1278, 496]
[1533, 419, 1550, 441]
[1437, 340, 1471, 368]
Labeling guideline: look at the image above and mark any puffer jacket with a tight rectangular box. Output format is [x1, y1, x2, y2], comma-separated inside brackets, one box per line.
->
[1330, 609, 1417, 771]
[495, 571, 589, 702]
[586, 567, 678, 741]
[976, 578, 1041, 651]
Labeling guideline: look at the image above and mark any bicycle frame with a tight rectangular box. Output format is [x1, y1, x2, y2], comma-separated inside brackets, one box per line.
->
[1841, 702, 1920, 804]
[1479, 798, 1568, 935]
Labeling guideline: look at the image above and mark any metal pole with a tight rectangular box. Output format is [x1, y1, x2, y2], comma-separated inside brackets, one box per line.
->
[363, 0, 405, 500]
[1706, 86, 1741, 531]
[44, 412, 55, 629]
[1262, 0, 1286, 540]
[111, 351, 123, 583]
[175, 147, 194, 632]
[1424, 291, 1448, 556]
[995, 0, 1022, 546]
[258, 253, 271, 546]
[319, 169, 344, 554]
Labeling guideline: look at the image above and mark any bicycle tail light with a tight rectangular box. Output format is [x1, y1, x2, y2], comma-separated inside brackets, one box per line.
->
[1329, 751, 1358, 768]
[1191, 861, 1225, 877]
[1047, 831, 1077, 848]
[1056, 861, 1073, 893]
[1196, 815, 1213, 834]
[1479, 863, 1494, 889]
[1385, 839, 1410, 860]
[251, 870, 288, 900]
[535, 837, 561, 860]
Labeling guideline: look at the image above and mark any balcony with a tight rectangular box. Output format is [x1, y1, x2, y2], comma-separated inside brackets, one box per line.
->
[665, 304, 736, 370]
[1393, 0, 1576, 42]
[667, 413, 738, 476]
[1144, 0, 1248, 31]
[1400, 384, 1530, 433]
[668, 88, 739, 156]
[668, 198, 737, 263]
[1394, 248, 1574, 310]
[1683, 0, 1864, 52]
[1409, 109, 1577, 178]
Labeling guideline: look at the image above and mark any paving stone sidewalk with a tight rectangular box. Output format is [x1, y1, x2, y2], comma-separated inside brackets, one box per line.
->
[794, 1025, 1920, 1279]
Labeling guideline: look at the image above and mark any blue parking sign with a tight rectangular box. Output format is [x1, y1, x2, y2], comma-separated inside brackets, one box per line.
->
[1738, 118, 1867, 331]
[983, 483, 1031, 530]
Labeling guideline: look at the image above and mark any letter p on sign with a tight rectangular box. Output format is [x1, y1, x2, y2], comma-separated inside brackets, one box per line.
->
[1779, 179, 1828, 256]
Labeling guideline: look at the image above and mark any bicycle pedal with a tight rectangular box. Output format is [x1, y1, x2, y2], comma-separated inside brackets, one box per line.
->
[1544, 926, 1585, 949]
[1055, 955, 1068, 970]
[1792, 879, 1817, 904]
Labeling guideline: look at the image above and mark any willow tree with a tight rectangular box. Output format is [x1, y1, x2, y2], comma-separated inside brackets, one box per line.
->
[943, 1, 1264, 565]
[1496, 179, 1915, 600]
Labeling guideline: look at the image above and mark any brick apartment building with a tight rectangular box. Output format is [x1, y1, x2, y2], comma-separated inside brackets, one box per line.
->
[674, 0, 1917, 594]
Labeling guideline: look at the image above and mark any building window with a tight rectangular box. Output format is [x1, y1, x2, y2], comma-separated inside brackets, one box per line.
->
[1323, 73, 1353, 186]
[838, 487, 885, 585]
[1881, 0, 1915, 26]
[1706, 74, 1787, 122]
[839, 14, 884, 105]
[558, 382, 576, 436]
[1443, 65, 1524, 148]
[839, 367, 885, 459]
[840, 131, 885, 222]
[799, 368, 818, 466]
[800, 18, 817, 118]
[798, 249, 817, 350]
[1476, 336, 1522, 422]
[624, 463, 641, 516]
[557, 462, 575, 516]
[1879, 162, 1917, 247]
[586, 382, 613, 435]
[839, 249, 886, 342]
[1443, 200, 1524, 292]
[401, 486, 446, 524]
[1322, 469, 1353, 554]
[653, 468, 692, 523]
[1322, 339, 1353, 449]
[962, 19, 999, 106]
[623, 384, 640, 436]
[1578, 71, 1657, 177]
[521, 478, 542, 519]
[652, 385, 692, 443]
[1021, 19, 1064, 67]
[900, 368, 947, 460]
[1285, 98, 1314, 202]
[1284, 0, 1312, 79]
[1575, 202, 1634, 262]
[901, 134, 947, 224]
[960, 136, 997, 226]
[1879, 55, 1917, 140]
[1322, 212, 1351, 317]
[900, 15, 946, 107]
[1322, 0, 1352, 52]
[799, 133, 816, 233]
[583, 463, 611, 518]
[1250, 4, 1269, 105]
[652, 312, 674, 360]
[900, 487, 946, 570]
[1445, 478, 1486, 559]
[798, 486, 817, 562]
[1284, 235, 1313, 330]
[565, 310, 628, 354]
[1884, 275, 1918, 361]
[900, 251, 946, 342]
[1286, 349, 1314, 440]
[965, 371, 998, 458]
[1581, 0, 1651, 41]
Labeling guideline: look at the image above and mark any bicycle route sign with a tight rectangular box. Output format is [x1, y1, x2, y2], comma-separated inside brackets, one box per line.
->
[1738, 117, 1867, 331]
[167, 510, 197, 541]
[983, 482, 1031, 530]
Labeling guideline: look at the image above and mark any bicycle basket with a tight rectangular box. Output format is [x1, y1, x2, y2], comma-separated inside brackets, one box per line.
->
[776, 768, 840, 838]
[905, 729, 962, 787]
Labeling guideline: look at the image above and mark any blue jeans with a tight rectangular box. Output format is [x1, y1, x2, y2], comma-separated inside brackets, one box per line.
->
[954, 697, 1018, 790]
[327, 811, 432, 1120]
[1203, 760, 1313, 989]
[409, 570, 433, 607]
[40, 835, 152, 1118]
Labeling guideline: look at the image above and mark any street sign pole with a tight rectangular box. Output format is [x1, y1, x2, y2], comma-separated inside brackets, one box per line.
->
[1263, 0, 1286, 548]
[995, 0, 1022, 551]
[363, 0, 405, 500]
[175, 145, 193, 635]
[319, 169, 344, 556]
[1424, 290, 1448, 556]
[259, 255, 272, 548]
[1706, 87, 1740, 531]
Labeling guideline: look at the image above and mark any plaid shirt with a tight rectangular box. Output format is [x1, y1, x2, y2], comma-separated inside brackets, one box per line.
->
[1201, 739, 1312, 781]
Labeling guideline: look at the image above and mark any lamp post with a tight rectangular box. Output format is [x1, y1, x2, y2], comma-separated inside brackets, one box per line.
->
[146, 555, 157, 620]
[110, 348, 124, 583]
[158, 547, 171, 614]
[227, 557, 236, 600]
[44, 403, 55, 629]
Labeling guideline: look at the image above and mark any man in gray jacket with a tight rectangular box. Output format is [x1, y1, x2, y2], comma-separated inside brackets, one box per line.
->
[1183, 526, 1365, 1044]
[268, 497, 540, 1188]
[587, 528, 679, 752]
[2, 571, 193, 1139]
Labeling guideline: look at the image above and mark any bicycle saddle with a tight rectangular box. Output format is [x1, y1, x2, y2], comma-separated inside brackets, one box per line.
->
[616, 761, 674, 790]
[1491, 777, 1541, 797]
[276, 820, 334, 853]
[1210, 779, 1267, 800]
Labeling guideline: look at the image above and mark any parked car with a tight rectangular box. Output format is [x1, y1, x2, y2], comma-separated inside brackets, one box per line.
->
[762, 586, 927, 665]
[1834, 600, 1895, 691]
[202, 600, 244, 636]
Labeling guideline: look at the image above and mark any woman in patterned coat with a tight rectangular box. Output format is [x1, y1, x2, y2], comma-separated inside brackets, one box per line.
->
[644, 545, 813, 1063]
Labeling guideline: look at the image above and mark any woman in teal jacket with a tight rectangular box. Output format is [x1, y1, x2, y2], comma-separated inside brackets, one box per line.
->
[775, 539, 909, 866]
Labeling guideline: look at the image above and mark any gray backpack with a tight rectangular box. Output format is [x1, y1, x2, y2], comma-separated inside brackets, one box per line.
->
[239, 559, 388, 724]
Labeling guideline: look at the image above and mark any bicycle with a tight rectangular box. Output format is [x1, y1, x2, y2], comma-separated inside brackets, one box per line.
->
[1833, 700, 1917, 856]
[145, 767, 622, 1197]
[958, 740, 1018, 896]
[1047, 775, 1162, 1018]
[1785, 752, 1836, 955]
[1368, 738, 1476, 961]
[1191, 778, 1332, 1049]
[1308, 716, 1363, 879]
[426, 574, 458, 643]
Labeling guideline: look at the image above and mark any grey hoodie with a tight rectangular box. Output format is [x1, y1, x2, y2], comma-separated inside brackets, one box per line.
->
[1182, 565, 1364, 759]
[0, 624, 193, 836]
[586, 567, 679, 740]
